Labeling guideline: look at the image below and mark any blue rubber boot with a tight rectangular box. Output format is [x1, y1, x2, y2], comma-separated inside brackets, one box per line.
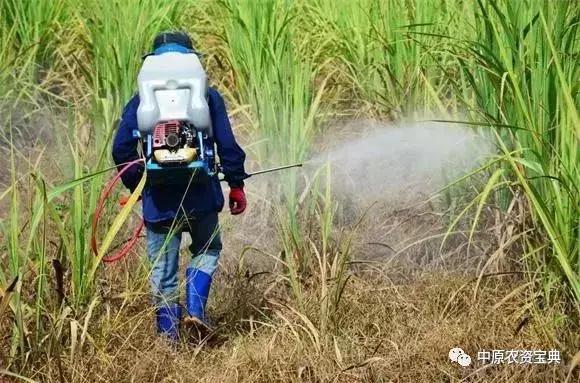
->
[184, 268, 212, 329]
[156, 304, 181, 341]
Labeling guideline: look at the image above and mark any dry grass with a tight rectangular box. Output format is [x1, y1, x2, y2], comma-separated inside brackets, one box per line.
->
[17, 270, 575, 383]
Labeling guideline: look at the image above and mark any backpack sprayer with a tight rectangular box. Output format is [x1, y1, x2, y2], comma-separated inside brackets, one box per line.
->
[91, 49, 302, 263]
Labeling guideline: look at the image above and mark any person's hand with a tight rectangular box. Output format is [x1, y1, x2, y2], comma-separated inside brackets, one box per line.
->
[229, 187, 247, 215]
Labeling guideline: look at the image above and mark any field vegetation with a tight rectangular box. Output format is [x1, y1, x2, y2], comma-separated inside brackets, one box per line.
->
[0, 0, 578, 382]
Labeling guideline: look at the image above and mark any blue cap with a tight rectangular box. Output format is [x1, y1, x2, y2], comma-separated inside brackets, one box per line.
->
[154, 43, 192, 55]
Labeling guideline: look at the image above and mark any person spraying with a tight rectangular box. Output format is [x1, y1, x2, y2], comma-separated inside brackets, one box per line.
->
[111, 31, 247, 341]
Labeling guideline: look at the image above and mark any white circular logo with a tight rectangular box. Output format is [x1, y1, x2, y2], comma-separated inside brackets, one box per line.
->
[449, 347, 464, 362]
[449, 347, 471, 367]
[457, 353, 472, 367]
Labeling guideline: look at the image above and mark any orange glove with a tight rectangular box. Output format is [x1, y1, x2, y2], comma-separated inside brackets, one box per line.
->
[119, 194, 142, 206]
[229, 186, 247, 215]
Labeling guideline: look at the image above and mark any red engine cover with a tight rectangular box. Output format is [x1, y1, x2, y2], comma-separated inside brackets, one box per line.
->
[152, 120, 180, 149]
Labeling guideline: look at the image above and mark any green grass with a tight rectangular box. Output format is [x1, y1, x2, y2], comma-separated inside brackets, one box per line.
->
[303, 0, 467, 117]
[219, 0, 323, 167]
[0, 0, 68, 82]
[0, 0, 578, 378]
[218, 0, 328, 299]
[452, 0, 579, 308]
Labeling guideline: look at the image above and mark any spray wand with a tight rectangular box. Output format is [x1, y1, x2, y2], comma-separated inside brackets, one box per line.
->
[219, 162, 303, 181]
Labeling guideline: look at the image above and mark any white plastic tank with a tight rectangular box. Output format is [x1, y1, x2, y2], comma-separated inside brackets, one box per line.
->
[136, 52, 212, 135]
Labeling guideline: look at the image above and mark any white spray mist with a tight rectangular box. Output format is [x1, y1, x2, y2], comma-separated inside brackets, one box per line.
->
[307, 119, 493, 206]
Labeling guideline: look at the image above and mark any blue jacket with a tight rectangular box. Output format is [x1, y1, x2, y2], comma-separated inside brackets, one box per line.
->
[112, 87, 246, 225]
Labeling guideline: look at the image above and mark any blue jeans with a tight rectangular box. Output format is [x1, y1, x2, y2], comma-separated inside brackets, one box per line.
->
[145, 212, 222, 305]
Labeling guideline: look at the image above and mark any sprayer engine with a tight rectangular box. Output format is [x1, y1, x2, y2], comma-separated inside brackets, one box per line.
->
[141, 120, 215, 185]
[136, 50, 216, 185]
[152, 120, 196, 164]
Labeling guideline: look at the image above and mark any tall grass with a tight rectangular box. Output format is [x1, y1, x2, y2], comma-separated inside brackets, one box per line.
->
[0, 0, 181, 371]
[78, 0, 179, 111]
[0, 0, 68, 83]
[0, 0, 578, 378]
[65, 0, 180, 304]
[451, 0, 579, 309]
[304, 0, 466, 117]
[219, 0, 329, 309]
[220, 0, 323, 168]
